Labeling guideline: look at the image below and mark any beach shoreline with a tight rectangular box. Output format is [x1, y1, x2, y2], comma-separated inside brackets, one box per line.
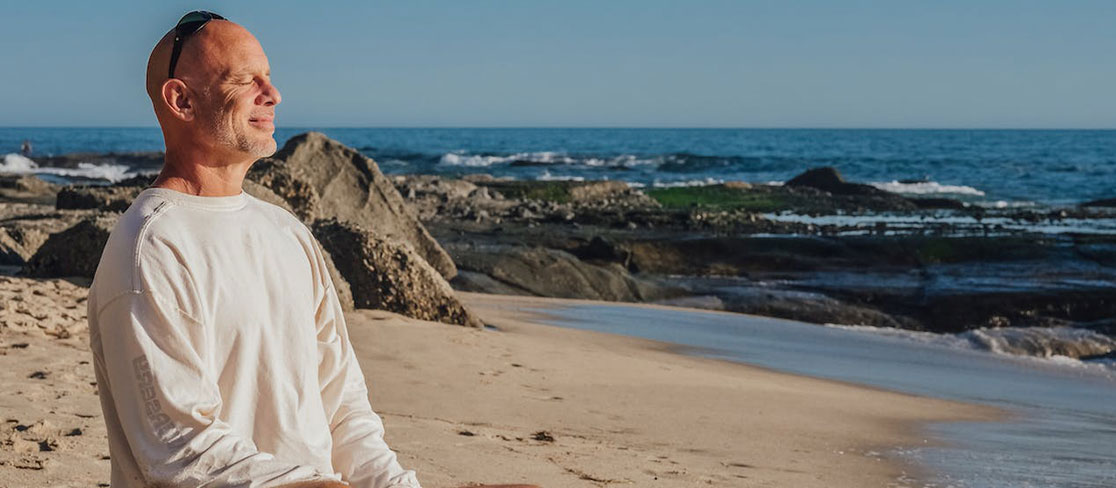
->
[0, 275, 999, 487]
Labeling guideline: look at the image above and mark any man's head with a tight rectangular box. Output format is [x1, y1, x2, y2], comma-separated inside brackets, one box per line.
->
[147, 14, 281, 162]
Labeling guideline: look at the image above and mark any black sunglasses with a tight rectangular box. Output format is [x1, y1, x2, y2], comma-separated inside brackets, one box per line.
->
[167, 10, 227, 79]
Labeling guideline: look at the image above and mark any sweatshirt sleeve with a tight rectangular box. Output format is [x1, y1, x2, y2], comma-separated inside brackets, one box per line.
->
[315, 281, 422, 488]
[94, 290, 333, 487]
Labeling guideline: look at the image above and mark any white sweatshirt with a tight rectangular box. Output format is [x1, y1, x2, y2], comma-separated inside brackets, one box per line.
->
[87, 187, 421, 488]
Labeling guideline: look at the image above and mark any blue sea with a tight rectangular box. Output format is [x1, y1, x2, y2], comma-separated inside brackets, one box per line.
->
[3, 128, 1116, 207]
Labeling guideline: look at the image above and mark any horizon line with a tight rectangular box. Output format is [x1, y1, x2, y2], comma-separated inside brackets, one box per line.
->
[4, 125, 1116, 131]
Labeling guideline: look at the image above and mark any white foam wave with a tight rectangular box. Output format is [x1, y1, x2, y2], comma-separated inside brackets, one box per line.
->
[1, 153, 138, 182]
[650, 177, 725, 188]
[869, 180, 985, 197]
[977, 200, 1037, 209]
[439, 151, 657, 168]
[2, 153, 39, 172]
[537, 170, 584, 182]
[825, 323, 1116, 372]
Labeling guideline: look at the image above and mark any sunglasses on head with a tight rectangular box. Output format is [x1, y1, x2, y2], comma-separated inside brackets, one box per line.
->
[167, 10, 227, 79]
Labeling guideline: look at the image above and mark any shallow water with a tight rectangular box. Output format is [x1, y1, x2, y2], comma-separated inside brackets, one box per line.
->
[531, 304, 1116, 488]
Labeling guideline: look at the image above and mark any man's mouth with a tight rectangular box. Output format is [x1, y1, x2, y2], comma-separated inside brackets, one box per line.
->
[248, 116, 275, 130]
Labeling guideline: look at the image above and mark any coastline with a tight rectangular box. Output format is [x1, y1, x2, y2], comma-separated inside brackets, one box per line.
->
[0, 276, 997, 487]
[360, 293, 999, 487]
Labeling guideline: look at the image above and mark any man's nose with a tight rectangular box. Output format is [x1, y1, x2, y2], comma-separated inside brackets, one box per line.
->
[258, 80, 281, 107]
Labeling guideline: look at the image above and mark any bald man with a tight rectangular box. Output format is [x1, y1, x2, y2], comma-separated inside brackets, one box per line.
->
[87, 13, 416, 488]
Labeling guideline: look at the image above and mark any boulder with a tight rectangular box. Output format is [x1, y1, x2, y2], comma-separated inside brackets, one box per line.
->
[0, 174, 58, 203]
[448, 244, 679, 302]
[56, 185, 144, 211]
[0, 228, 24, 265]
[248, 132, 456, 279]
[312, 219, 482, 328]
[23, 214, 119, 279]
[785, 167, 887, 196]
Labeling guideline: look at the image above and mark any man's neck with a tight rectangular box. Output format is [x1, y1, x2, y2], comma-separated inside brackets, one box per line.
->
[153, 151, 253, 197]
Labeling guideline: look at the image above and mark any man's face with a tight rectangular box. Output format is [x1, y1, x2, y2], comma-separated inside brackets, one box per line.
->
[184, 23, 282, 158]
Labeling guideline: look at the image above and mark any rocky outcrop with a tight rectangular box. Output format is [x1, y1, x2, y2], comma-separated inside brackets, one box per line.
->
[786, 167, 886, 196]
[248, 132, 456, 279]
[22, 214, 119, 279]
[447, 244, 680, 302]
[0, 174, 58, 204]
[312, 219, 482, 328]
[56, 185, 144, 212]
[1082, 197, 1116, 208]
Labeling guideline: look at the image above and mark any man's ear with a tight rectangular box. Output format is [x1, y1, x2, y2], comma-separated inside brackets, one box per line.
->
[161, 79, 195, 122]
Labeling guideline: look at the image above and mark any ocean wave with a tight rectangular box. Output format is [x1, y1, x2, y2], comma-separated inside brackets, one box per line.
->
[869, 180, 986, 197]
[2, 153, 138, 182]
[976, 200, 1038, 209]
[439, 151, 658, 168]
[2, 153, 39, 172]
[537, 170, 585, 182]
[826, 323, 1116, 372]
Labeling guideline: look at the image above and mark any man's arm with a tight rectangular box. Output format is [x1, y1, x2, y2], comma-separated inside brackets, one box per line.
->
[314, 278, 421, 488]
[95, 290, 336, 487]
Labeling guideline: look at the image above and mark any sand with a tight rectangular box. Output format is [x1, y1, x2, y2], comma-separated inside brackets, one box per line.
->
[0, 276, 996, 487]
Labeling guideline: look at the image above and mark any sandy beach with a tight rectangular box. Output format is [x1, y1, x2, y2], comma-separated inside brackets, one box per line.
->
[0, 276, 997, 487]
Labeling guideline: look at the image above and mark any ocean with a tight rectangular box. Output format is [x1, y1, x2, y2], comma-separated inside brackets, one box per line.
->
[3, 128, 1116, 207]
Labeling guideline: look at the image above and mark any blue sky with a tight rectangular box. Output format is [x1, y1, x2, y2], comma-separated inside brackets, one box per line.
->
[2, 1, 1115, 128]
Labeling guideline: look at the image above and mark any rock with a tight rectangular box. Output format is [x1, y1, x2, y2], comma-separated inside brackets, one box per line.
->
[56, 185, 143, 212]
[311, 219, 482, 327]
[0, 215, 88, 266]
[785, 167, 888, 197]
[0, 228, 25, 265]
[0, 174, 59, 204]
[449, 270, 533, 296]
[23, 214, 119, 279]
[909, 197, 967, 210]
[242, 179, 295, 213]
[1082, 197, 1116, 208]
[567, 181, 630, 202]
[248, 132, 456, 279]
[448, 244, 679, 302]
[572, 236, 632, 267]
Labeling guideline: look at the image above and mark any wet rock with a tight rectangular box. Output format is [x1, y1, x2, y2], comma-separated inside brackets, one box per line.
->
[22, 214, 118, 279]
[786, 167, 886, 197]
[448, 244, 679, 302]
[248, 132, 457, 279]
[572, 235, 632, 267]
[910, 197, 967, 210]
[311, 219, 482, 327]
[1082, 197, 1116, 208]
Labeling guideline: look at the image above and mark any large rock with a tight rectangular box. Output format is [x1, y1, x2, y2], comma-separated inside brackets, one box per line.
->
[23, 214, 119, 279]
[448, 244, 678, 302]
[248, 132, 456, 279]
[786, 167, 888, 196]
[56, 185, 144, 211]
[0, 174, 58, 204]
[312, 219, 482, 328]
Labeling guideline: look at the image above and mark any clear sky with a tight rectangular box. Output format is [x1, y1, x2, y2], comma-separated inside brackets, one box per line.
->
[2, 1, 1115, 128]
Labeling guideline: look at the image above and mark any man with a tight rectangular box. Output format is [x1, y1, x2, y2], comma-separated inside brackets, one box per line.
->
[89, 12, 544, 488]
